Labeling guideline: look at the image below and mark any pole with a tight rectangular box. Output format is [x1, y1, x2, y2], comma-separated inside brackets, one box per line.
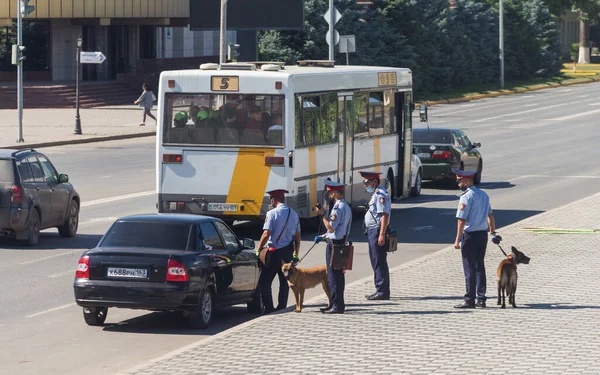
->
[74, 36, 82, 135]
[499, 0, 504, 89]
[16, 0, 24, 142]
[328, 0, 334, 61]
[346, 51, 349, 66]
[220, 0, 228, 65]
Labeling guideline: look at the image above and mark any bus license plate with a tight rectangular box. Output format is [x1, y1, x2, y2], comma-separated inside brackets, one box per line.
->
[208, 203, 238, 212]
[107, 267, 148, 279]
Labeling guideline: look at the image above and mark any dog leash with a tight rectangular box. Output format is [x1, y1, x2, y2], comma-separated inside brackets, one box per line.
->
[296, 217, 325, 265]
[495, 243, 508, 257]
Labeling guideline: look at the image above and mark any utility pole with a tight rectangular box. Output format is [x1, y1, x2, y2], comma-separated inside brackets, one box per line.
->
[499, 0, 504, 89]
[16, 0, 24, 142]
[220, 0, 228, 65]
[328, 0, 334, 61]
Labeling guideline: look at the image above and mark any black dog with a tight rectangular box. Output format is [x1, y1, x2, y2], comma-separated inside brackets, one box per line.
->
[496, 246, 530, 308]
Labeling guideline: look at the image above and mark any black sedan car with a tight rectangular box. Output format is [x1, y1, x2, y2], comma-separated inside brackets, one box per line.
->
[73, 214, 262, 329]
[413, 127, 483, 184]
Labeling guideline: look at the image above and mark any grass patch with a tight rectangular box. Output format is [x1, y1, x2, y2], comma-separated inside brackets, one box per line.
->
[415, 75, 596, 103]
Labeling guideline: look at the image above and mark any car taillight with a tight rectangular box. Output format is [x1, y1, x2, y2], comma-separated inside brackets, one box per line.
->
[163, 154, 183, 163]
[75, 255, 90, 279]
[166, 259, 188, 282]
[11, 185, 22, 204]
[432, 150, 451, 159]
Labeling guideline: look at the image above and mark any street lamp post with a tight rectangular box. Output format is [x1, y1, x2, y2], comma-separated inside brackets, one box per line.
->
[74, 35, 82, 135]
[499, 0, 504, 89]
[219, 0, 228, 65]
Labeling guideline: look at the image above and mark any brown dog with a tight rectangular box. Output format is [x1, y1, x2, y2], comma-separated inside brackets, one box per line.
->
[497, 246, 530, 308]
[281, 262, 331, 312]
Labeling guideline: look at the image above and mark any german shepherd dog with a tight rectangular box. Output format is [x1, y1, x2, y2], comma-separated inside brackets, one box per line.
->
[497, 246, 530, 308]
[281, 262, 331, 312]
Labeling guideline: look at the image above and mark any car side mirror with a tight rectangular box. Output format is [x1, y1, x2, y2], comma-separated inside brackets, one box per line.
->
[472, 142, 481, 148]
[242, 238, 255, 250]
[59, 174, 69, 183]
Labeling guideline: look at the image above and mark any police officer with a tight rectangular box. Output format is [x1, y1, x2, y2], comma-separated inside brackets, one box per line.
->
[256, 189, 301, 314]
[314, 181, 352, 314]
[360, 171, 391, 301]
[452, 168, 498, 309]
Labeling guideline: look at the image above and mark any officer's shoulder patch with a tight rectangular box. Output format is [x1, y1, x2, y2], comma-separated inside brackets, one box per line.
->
[459, 203, 466, 211]
[379, 196, 385, 204]
[330, 213, 337, 222]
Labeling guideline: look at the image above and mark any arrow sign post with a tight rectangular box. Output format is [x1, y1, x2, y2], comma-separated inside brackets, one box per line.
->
[80, 51, 107, 64]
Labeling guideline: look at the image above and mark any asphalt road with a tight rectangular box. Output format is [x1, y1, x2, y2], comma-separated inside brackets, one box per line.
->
[1, 81, 599, 375]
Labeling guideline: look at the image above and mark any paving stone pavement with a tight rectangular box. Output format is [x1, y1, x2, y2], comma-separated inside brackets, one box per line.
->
[122, 192, 600, 375]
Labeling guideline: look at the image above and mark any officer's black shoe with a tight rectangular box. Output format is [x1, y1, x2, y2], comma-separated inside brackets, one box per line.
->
[454, 301, 475, 309]
[319, 305, 333, 312]
[475, 300, 486, 308]
[367, 293, 390, 301]
[322, 308, 344, 314]
[365, 293, 378, 300]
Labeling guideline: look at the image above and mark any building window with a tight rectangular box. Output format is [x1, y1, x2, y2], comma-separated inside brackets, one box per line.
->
[0, 21, 49, 72]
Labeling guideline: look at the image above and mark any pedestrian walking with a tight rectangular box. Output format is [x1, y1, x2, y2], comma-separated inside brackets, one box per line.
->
[452, 168, 498, 309]
[134, 83, 156, 126]
[360, 171, 392, 301]
[256, 189, 301, 314]
[314, 180, 352, 314]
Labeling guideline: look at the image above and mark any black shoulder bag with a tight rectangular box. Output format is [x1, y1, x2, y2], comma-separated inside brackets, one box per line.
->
[368, 210, 397, 253]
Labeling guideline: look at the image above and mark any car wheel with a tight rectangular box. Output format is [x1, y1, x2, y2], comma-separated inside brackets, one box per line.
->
[83, 307, 108, 326]
[24, 209, 41, 247]
[410, 169, 422, 197]
[189, 288, 214, 329]
[247, 287, 265, 314]
[58, 200, 79, 237]
[474, 161, 483, 185]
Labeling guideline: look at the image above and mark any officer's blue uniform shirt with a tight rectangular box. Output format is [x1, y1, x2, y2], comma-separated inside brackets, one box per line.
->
[456, 186, 492, 232]
[324, 199, 352, 240]
[364, 186, 391, 229]
[263, 203, 300, 248]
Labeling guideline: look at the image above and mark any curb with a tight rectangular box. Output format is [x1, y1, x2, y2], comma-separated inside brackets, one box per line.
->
[415, 76, 600, 108]
[0, 131, 155, 150]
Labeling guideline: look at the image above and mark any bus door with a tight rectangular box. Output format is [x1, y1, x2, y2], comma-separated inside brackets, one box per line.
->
[395, 91, 412, 197]
[337, 94, 354, 204]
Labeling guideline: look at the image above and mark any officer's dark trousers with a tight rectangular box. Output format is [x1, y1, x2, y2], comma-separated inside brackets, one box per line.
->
[259, 244, 294, 311]
[326, 242, 345, 311]
[461, 230, 488, 303]
[367, 227, 390, 296]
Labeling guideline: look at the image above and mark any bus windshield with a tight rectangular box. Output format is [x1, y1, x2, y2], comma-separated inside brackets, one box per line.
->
[163, 93, 284, 147]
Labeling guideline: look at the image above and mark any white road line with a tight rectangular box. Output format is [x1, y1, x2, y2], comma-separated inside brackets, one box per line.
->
[473, 103, 565, 122]
[48, 270, 76, 278]
[523, 103, 538, 107]
[79, 217, 118, 227]
[80, 190, 155, 207]
[99, 175, 112, 179]
[583, 98, 596, 102]
[143, 168, 155, 172]
[578, 95, 590, 98]
[19, 249, 82, 266]
[588, 102, 600, 106]
[25, 303, 76, 319]
[551, 108, 600, 121]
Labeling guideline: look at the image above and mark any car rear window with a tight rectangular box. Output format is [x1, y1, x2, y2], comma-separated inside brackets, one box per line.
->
[100, 221, 193, 250]
[0, 160, 14, 182]
[413, 129, 452, 144]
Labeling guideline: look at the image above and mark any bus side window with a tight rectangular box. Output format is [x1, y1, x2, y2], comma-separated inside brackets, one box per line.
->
[354, 92, 369, 139]
[319, 93, 338, 145]
[295, 96, 305, 147]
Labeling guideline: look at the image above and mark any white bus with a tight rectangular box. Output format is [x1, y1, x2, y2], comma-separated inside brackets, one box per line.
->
[156, 60, 422, 226]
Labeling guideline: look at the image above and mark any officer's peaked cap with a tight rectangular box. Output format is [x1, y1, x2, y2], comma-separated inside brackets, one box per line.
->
[452, 168, 477, 179]
[325, 180, 345, 192]
[266, 189, 288, 199]
[359, 171, 382, 180]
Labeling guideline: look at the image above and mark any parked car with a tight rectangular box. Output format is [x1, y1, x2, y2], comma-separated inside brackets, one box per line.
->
[73, 214, 262, 329]
[409, 152, 423, 197]
[0, 149, 80, 246]
[412, 128, 483, 184]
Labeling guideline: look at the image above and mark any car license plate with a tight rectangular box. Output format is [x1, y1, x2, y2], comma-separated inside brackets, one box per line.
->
[208, 203, 238, 212]
[107, 267, 148, 279]
[418, 153, 431, 159]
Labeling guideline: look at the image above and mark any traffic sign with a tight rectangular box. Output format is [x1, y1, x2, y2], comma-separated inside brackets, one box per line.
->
[326, 30, 340, 46]
[339, 35, 356, 53]
[80, 51, 107, 64]
[323, 7, 342, 25]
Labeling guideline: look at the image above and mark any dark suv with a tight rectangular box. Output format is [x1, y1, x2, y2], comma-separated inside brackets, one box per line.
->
[0, 149, 80, 246]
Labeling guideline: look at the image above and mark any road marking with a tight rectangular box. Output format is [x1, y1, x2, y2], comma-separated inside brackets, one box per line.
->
[48, 270, 76, 278]
[473, 103, 565, 122]
[79, 217, 118, 227]
[412, 225, 434, 231]
[19, 249, 82, 265]
[81, 190, 155, 207]
[25, 303, 76, 318]
[143, 168, 155, 172]
[583, 98, 596, 102]
[588, 102, 600, 106]
[99, 175, 112, 179]
[551, 108, 600, 121]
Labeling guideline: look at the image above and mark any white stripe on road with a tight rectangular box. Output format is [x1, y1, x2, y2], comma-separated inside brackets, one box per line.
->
[588, 102, 600, 106]
[80, 191, 155, 207]
[79, 217, 118, 226]
[550, 108, 600, 121]
[25, 303, 76, 318]
[99, 175, 112, 179]
[19, 250, 82, 265]
[48, 270, 76, 278]
[473, 103, 565, 122]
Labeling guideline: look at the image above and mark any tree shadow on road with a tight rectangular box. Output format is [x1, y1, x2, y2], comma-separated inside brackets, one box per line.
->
[101, 306, 260, 335]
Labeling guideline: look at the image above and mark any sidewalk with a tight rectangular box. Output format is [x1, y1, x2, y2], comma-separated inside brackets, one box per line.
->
[0, 105, 155, 149]
[122, 192, 600, 375]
